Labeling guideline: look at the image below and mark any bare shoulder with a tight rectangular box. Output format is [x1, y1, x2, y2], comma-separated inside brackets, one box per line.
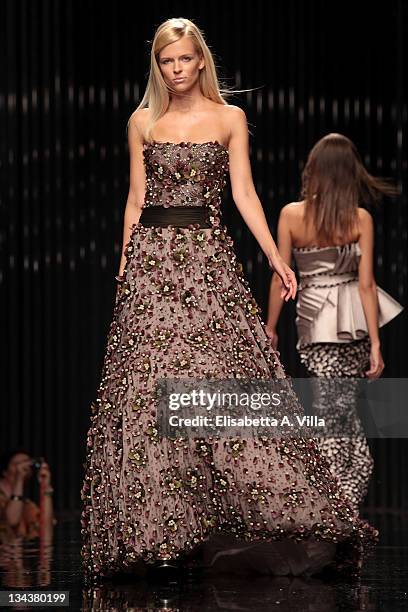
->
[218, 105, 248, 145]
[223, 104, 246, 117]
[127, 108, 149, 136]
[355, 208, 374, 245]
[358, 206, 373, 225]
[280, 201, 305, 219]
[222, 104, 247, 124]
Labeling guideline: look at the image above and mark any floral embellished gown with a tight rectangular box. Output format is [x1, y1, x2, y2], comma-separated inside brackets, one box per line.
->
[81, 140, 377, 582]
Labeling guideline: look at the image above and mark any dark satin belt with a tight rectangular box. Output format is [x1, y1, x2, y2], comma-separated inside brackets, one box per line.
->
[139, 205, 211, 228]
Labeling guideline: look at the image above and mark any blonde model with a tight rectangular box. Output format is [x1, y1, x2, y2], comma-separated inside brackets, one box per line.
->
[81, 20, 376, 583]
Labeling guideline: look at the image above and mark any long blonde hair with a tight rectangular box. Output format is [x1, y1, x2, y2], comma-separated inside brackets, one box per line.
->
[133, 18, 228, 140]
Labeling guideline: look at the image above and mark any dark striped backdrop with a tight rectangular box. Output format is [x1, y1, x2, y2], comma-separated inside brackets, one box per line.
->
[1, 0, 407, 513]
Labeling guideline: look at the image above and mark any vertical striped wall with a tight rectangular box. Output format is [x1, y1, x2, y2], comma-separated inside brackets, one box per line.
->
[1, 0, 407, 512]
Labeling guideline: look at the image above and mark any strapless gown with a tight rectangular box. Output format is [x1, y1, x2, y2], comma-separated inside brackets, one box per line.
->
[293, 243, 403, 509]
[80, 141, 377, 583]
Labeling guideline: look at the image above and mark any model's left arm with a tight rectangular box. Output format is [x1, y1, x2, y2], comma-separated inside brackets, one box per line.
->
[265, 205, 294, 347]
[227, 106, 296, 301]
[357, 208, 384, 379]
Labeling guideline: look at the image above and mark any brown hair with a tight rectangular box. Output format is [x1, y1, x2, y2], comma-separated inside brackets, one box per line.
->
[301, 133, 398, 244]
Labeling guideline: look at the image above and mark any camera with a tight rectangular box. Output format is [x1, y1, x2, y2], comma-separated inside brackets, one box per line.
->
[30, 457, 43, 470]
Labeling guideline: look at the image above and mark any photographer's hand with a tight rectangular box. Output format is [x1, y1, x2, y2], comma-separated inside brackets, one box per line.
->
[37, 461, 52, 488]
[14, 459, 31, 486]
[5, 461, 31, 527]
[38, 461, 55, 541]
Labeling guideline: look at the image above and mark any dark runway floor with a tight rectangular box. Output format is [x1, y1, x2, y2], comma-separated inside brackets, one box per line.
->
[0, 513, 407, 611]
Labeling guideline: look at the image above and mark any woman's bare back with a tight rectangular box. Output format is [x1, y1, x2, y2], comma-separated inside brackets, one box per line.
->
[284, 200, 362, 248]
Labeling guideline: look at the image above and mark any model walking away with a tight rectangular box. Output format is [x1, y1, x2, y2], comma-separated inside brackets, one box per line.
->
[266, 133, 403, 511]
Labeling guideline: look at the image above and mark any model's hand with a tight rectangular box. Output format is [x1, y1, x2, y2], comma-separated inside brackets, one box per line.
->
[265, 325, 279, 349]
[366, 343, 384, 380]
[267, 252, 297, 301]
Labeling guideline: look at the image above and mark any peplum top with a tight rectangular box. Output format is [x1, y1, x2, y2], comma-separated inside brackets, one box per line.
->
[292, 242, 404, 348]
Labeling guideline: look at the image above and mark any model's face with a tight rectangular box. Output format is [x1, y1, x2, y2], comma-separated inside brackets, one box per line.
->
[158, 36, 204, 94]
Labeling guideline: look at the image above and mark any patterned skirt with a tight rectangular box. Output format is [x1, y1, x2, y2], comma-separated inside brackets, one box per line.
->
[298, 337, 374, 511]
[81, 222, 377, 582]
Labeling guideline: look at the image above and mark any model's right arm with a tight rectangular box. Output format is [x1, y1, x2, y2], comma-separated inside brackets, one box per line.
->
[358, 208, 384, 378]
[117, 110, 147, 278]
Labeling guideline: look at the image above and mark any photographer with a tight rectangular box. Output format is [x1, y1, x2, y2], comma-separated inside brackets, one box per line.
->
[0, 450, 54, 541]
